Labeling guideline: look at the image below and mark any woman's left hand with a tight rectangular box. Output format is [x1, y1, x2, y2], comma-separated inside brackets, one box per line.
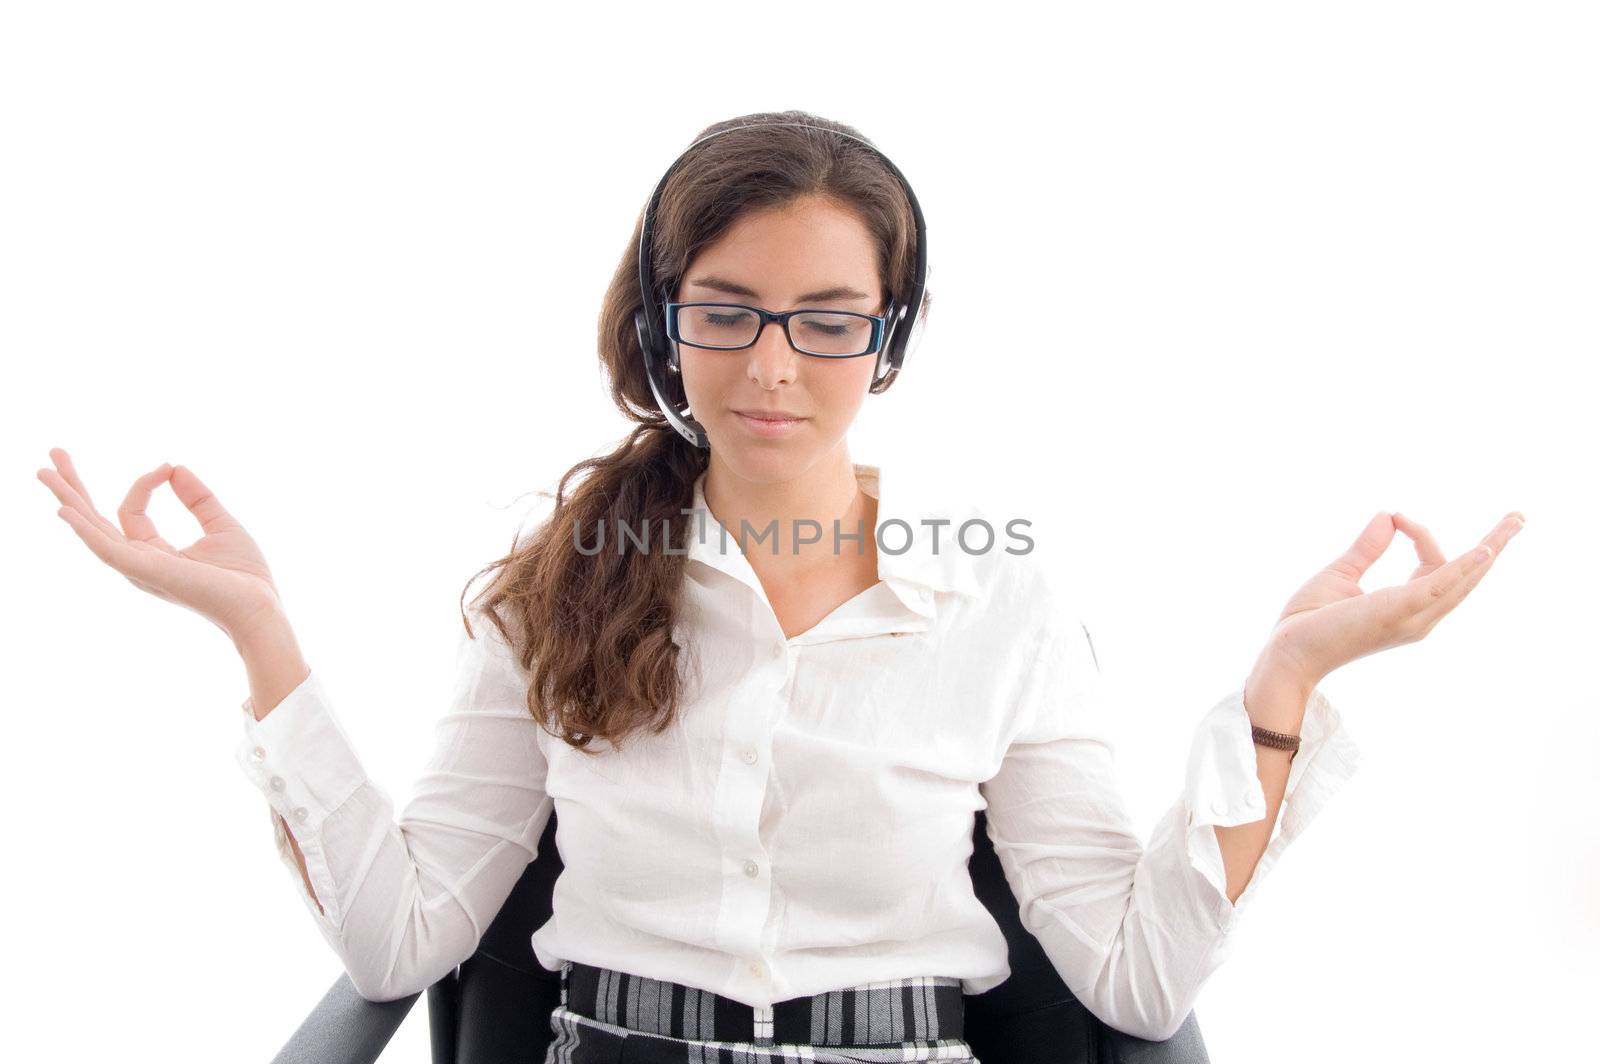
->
[1260, 510, 1526, 687]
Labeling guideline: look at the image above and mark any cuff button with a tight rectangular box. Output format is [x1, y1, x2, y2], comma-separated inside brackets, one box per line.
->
[270, 776, 285, 791]
[292, 807, 309, 822]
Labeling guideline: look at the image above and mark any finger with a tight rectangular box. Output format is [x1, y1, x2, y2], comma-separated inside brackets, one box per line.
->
[1410, 544, 1500, 632]
[118, 463, 179, 552]
[53, 502, 174, 586]
[1328, 511, 1399, 582]
[49, 447, 99, 512]
[37, 465, 125, 544]
[1408, 512, 1526, 629]
[169, 465, 243, 535]
[1391, 511, 1447, 572]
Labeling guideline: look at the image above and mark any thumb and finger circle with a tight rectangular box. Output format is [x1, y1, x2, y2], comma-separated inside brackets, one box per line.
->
[168, 463, 242, 535]
[1391, 511, 1447, 571]
[118, 464, 181, 553]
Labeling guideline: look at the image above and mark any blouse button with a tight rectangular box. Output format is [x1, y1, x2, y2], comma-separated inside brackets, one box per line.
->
[270, 776, 286, 792]
[741, 748, 758, 765]
[749, 961, 764, 978]
[743, 859, 759, 878]
[292, 807, 309, 823]
[249, 746, 267, 762]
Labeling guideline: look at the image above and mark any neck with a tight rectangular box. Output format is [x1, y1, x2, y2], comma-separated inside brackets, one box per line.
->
[702, 452, 873, 565]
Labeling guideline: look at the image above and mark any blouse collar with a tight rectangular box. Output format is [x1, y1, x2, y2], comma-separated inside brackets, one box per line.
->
[685, 461, 982, 627]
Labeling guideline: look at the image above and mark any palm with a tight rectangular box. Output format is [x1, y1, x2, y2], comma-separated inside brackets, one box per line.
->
[176, 526, 275, 587]
[158, 525, 279, 621]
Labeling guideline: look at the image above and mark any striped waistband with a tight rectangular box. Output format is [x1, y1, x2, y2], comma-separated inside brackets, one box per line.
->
[560, 961, 966, 1047]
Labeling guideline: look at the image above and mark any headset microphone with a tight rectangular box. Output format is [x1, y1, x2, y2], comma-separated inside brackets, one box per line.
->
[633, 121, 929, 450]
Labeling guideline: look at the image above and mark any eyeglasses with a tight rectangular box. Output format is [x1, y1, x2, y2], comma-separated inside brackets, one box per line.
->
[664, 301, 891, 359]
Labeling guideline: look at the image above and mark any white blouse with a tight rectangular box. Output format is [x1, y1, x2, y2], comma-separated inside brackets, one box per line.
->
[235, 461, 1360, 1042]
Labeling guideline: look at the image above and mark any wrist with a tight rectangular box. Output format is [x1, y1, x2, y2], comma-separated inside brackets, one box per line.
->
[234, 613, 310, 723]
[1244, 646, 1316, 733]
[229, 599, 292, 654]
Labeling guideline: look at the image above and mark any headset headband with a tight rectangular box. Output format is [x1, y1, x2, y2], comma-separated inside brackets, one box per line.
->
[632, 121, 929, 450]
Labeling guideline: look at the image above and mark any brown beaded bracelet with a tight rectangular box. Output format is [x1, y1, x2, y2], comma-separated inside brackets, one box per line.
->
[1251, 723, 1301, 759]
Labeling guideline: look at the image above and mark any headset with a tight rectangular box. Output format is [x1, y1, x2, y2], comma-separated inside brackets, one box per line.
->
[633, 121, 930, 450]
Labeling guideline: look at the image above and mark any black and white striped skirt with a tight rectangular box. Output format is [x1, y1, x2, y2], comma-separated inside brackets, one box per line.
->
[545, 960, 979, 1064]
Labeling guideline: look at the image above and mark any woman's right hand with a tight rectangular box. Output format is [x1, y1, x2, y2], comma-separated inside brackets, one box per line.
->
[38, 447, 286, 644]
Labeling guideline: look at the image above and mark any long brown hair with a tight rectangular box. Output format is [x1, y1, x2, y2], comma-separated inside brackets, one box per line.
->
[458, 109, 931, 754]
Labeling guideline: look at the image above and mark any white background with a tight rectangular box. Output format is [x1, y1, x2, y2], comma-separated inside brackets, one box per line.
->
[4, 2, 1595, 1060]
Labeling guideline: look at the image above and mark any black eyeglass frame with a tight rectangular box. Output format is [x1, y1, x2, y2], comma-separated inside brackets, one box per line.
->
[664, 300, 893, 359]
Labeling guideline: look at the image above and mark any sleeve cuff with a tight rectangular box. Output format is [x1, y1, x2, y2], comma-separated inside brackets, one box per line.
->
[1181, 684, 1362, 929]
[234, 668, 370, 928]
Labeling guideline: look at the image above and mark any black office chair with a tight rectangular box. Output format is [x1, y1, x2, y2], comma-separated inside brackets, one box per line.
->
[267, 809, 1209, 1063]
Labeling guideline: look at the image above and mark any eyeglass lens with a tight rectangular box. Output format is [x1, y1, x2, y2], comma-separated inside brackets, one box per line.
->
[677, 304, 874, 356]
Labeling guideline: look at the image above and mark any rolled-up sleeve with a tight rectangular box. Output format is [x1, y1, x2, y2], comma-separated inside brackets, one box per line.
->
[233, 607, 555, 1002]
[979, 619, 1361, 1042]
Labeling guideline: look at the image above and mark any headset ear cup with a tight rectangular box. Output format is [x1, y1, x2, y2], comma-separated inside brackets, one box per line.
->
[635, 304, 680, 374]
[875, 302, 906, 381]
[902, 304, 928, 364]
[899, 266, 933, 366]
[633, 307, 653, 360]
[908, 262, 931, 361]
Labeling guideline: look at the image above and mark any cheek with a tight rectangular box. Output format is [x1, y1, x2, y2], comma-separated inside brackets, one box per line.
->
[676, 351, 739, 409]
[810, 359, 876, 424]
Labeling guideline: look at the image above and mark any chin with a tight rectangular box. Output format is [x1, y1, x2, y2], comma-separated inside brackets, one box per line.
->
[713, 432, 827, 478]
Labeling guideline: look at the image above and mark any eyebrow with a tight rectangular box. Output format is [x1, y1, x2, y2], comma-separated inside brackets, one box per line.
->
[685, 275, 873, 304]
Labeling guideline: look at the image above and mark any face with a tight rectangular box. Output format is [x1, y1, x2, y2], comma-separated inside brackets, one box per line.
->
[672, 194, 885, 484]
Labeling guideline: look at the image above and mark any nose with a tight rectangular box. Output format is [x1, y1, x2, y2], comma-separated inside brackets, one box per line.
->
[744, 316, 798, 386]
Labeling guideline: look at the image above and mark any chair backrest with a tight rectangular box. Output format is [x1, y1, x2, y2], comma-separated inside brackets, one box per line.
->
[271, 809, 1209, 1063]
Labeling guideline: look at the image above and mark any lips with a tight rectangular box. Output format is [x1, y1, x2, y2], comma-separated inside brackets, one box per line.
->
[733, 410, 807, 437]
[735, 410, 805, 421]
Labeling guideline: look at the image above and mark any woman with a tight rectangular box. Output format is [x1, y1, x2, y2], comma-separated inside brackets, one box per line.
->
[38, 110, 1523, 1063]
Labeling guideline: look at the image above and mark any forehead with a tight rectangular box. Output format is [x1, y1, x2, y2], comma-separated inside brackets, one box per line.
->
[682, 197, 880, 297]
